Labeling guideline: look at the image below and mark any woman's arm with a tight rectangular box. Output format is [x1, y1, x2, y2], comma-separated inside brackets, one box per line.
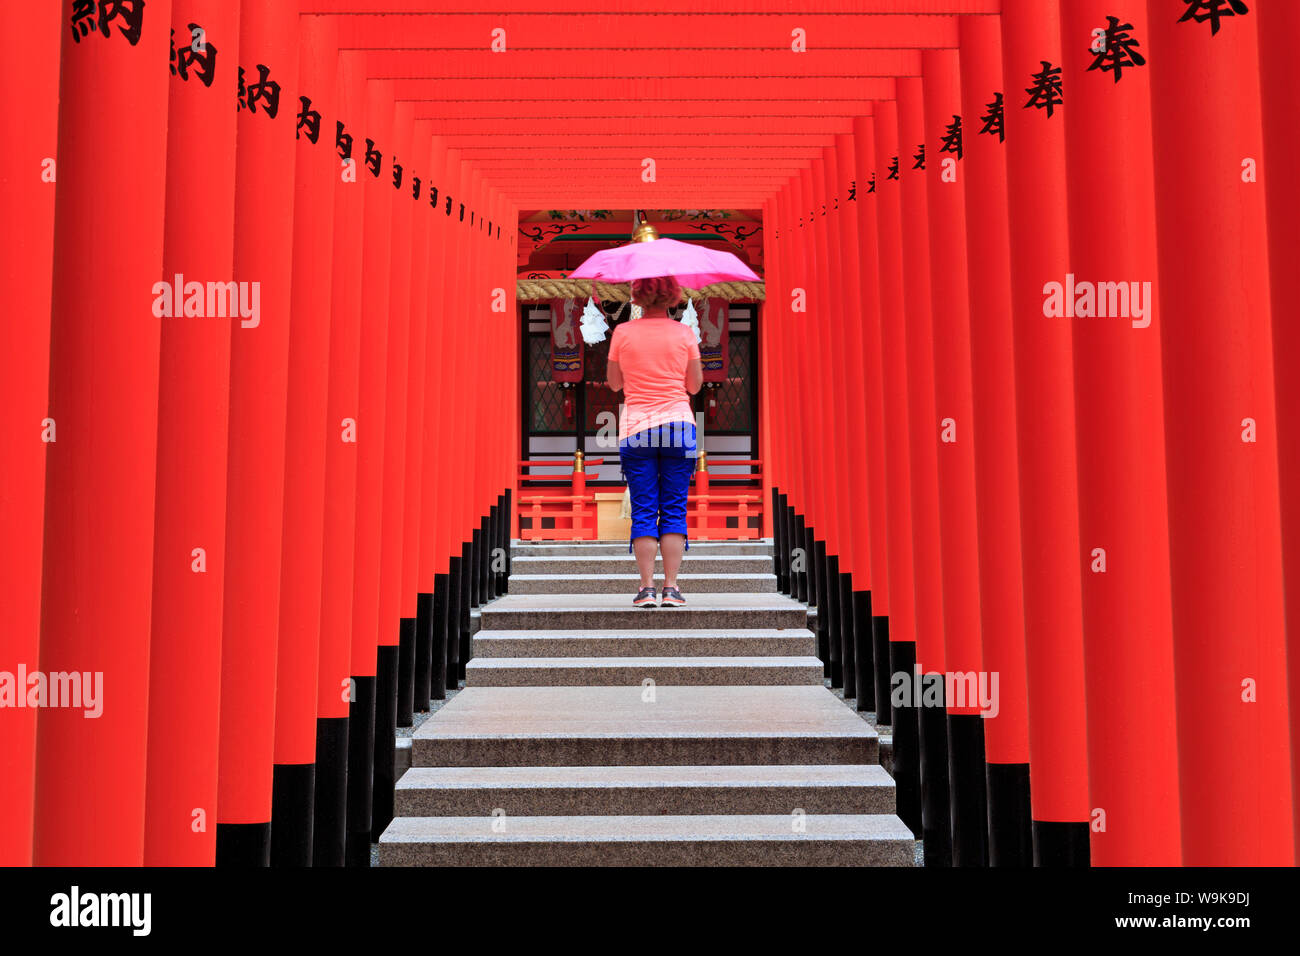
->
[685, 357, 703, 395]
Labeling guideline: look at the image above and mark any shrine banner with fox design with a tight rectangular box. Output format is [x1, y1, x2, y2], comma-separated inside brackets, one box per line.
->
[550, 298, 584, 382]
[697, 298, 730, 383]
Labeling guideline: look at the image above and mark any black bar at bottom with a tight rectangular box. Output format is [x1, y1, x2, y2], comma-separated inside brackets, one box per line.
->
[311, 715, 348, 867]
[445, 558, 462, 691]
[1033, 820, 1091, 867]
[345, 674, 376, 868]
[835, 566, 854, 697]
[872, 615, 891, 720]
[270, 762, 315, 867]
[396, 617, 416, 727]
[470, 529, 482, 612]
[889, 640, 923, 838]
[947, 712, 990, 867]
[370, 645, 399, 843]
[459, 541, 473, 682]
[769, 487, 780, 587]
[919, 671, 953, 867]
[215, 822, 271, 868]
[852, 590, 875, 712]
[431, 573, 449, 700]
[413, 593, 433, 712]
[504, 488, 513, 580]
[987, 761, 1034, 867]
[790, 512, 800, 600]
[816, 540, 836, 687]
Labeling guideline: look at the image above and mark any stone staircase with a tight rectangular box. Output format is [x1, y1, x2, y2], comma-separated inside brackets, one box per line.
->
[379, 539, 915, 866]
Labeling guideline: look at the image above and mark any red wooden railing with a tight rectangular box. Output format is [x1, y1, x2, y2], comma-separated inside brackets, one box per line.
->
[515, 452, 764, 541]
[517, 452, 604, 540]
[689, 455, 764, 540]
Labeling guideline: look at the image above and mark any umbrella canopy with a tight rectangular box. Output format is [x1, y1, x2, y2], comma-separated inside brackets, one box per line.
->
[568, 237, 760, 289]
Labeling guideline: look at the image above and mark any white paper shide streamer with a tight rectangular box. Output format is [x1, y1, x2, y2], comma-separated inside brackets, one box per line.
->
[680, 298, 702, 343]
[579, 296, 609, 344]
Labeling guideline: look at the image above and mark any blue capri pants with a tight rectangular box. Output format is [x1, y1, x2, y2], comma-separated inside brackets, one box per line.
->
[619, 421, 697, 551]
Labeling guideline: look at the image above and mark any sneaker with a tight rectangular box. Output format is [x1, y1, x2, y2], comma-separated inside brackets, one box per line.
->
[633, 586, 658, 608]
[659, 586, 686, 607]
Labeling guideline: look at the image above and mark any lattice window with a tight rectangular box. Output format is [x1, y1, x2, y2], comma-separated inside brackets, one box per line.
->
[709, 333, 753, 432]
[528, 333, 570, 434]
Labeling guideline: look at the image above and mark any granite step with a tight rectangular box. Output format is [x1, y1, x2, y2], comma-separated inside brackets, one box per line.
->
[506, 572, 778, 595]
[479, 592, 809, 631]
[411, 685, 878, 767]
[471, 627, 816, 658]
[393, 764, 897, 816]
[379, 813, 914, 866]
[512, 540, 773, 558]
[464, 655, 824, 686]
[509, 554, 775, 575]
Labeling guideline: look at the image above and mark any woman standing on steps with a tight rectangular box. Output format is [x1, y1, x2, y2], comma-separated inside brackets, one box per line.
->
[605, 275, 703, 608]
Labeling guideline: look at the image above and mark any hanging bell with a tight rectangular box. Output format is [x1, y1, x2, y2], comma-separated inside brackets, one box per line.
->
[630, 210, 659, 243]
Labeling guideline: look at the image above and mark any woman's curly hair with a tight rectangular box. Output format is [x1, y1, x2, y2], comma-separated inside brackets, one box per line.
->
[630, 275, 683, 311]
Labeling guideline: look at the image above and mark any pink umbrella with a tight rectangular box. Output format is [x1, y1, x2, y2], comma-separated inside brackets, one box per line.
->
[568, 237, 759, 289]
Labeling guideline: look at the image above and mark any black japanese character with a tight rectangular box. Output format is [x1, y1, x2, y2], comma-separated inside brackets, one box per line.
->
[336, 122, 353, 162]
[912, 144, 925, 170]
[940, 115, 962, 159]
[867, 174, 876, 194]
[1178, 0, 1249, 35]
[1024, 61, 1063, 117]
[412, 176, 421, 200]
[170, 24, 217, 86]
[847, 180, 857, 201]
[364, 139, 382, 177]
[238, 64, 281, 119]
[979, 92, 1005, 142]
[101, 0, 144, 43]
[887, 156, 900, 180]
[392, 158, 403, 190]
[71, 0, 97, 40]
[296, 96, 321, 143]
[429, 184, 439, 208]
[1088, 17, 1146, 82]
[72, 0, 145, 46]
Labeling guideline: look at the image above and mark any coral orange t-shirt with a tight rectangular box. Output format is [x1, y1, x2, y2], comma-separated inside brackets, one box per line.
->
[607, 316, 699, 440]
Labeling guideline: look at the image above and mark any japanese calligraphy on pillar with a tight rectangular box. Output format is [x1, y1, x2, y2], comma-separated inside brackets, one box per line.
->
[65, 0, 502, 237]
[940, 116, 963, 160]
[71, 0, 145, 45]
[979, 92, 1005, 141]
[1178, 0, 1249, 35]
[1024, 61, 1064, 117]
[171, 25, 217, 86]
[1088, 17, 1146, 83]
